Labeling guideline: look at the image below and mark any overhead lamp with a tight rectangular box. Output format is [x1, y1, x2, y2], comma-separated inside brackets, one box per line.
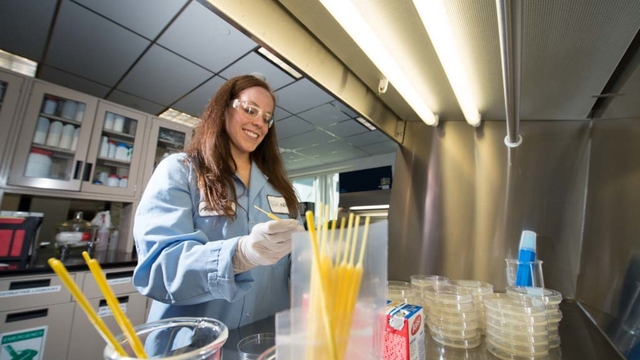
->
[349, 204, 390, 211]
[355, 116, 376, 131]
[0, 50, 37, 77]
[318, 0, 438, 126]
[159, 108, 200, 127]
[257, 47, 303, 79]
[412, 0, 481, 127]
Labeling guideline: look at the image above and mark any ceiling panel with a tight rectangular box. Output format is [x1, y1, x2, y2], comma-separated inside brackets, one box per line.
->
[520, 0, 640, 120]
[274, 116, 315, 140]
[331, 100, 358, 118]
[280, 151, 308, 162]
[296, 139, 355, 157]
[316, 148, 369, 164]
[72, 0, 188, 39]
[117, 44, 213, 105]
[324, 120, 369, 138]
[219, 52, 296, 91]
[297, 103, 350, 127]
[39, 65, 110, 98]
[359, 140, 399, 155]
[46, 0, 150, 86]
[274, 106, 292, 121]
[275, 79, 334, 114]
[172, 75, 225, 117]
[344, 130, 392, 147]
[107, 90, 166, 115]
[157, 1, 256, 73]
[285, 157, 326, 170]
[278, 129, 335, 150]
[0, 0, 57, 62]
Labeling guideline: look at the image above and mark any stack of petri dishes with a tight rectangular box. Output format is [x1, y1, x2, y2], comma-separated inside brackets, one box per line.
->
[448, 280, 494, 335]
[424, 284, 481, 349]
[483, 293, 550, 359]
[410, 275, 449, 316]
[388, 280, 421, 305]
[506, 286, 563, 348]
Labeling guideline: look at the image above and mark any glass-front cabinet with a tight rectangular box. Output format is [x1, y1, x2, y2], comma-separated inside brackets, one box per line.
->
[81, 102, 148, 197]
[0, 69, 27, 166]
[141, 117, 192, 189]
[7, 81, 148, 196]
[8, 81, 98, 191]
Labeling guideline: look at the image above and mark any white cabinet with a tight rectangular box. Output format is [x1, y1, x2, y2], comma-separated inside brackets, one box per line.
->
[67, 268, 146, 360]
[0, 69, 29, 172]
[141, 117, 193, 188]
[8, 81, 99, 191]
[7, 81, 150, 197]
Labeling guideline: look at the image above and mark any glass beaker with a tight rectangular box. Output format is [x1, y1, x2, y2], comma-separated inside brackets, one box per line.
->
[103, 317, 228, 360]
[505, 259, 545, 288]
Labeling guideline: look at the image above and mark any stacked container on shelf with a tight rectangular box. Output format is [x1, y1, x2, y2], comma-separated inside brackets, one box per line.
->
[424, 284, 482, 349]
[506, 286, 563, 348]
[448, 280, 494, 335]
[410, 275, 449, 317]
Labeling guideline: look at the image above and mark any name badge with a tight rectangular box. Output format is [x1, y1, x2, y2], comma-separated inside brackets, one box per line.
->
[267, 195, 289, 214]
[198, 201, 235, 217]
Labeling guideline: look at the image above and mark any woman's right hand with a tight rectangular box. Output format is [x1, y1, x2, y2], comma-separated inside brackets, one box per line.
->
[232, 219, 303, 273]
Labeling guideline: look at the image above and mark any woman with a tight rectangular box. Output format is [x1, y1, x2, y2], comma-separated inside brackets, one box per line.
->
[133, 75, 303, 329]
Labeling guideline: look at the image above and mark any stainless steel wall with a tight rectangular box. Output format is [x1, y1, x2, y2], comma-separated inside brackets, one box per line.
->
[388, 120, 591, 298]
[578, 118, 640, 319]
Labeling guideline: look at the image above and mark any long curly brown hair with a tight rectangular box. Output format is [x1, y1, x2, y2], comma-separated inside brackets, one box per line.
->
[185, 75, 299, 219]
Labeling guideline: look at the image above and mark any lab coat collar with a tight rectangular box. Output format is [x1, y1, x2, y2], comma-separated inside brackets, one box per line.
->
[248, 160, 268, 205]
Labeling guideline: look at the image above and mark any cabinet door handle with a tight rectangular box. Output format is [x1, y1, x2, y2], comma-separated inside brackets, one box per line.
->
[82, 162, 93, 182]
[5, 308, 48, 323]
[73, 160, 83, 180]
[106, 271, 134, 280]
[99, 295, 129, 307]
[9, 279, 51, 290]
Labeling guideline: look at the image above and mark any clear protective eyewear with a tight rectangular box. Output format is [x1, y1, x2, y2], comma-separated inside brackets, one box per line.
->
[230, 99, 274, 128]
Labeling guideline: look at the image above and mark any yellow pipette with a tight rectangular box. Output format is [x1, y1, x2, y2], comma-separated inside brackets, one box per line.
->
[253, 205, 280, 221]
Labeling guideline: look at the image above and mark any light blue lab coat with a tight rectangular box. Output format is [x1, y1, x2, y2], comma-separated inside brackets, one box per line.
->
[133, 153, 299, 329]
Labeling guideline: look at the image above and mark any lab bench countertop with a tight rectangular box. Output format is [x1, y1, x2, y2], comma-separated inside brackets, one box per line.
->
[0, 245, 137, 277]
[222, 301, 625, 360]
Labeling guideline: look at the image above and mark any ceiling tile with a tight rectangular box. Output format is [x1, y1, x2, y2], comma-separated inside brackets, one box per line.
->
[280, 151, 307, 162]
[0, 0, 56, 62]
[278, 129, 335, 150]
[296, 139, 355, 157]
[107, 90, 165, 115]
[285, 157, 326, 171]
[331, 100, 358, 118]
[39, 65, 110, 98]
[324, 120, 369, 138]
[298, 103, 350, 127]
[344, 130, 392, 147]
[220, 52, 296, 91]
[117, 44, 213, 105]
[46, 1, 150, 86]
[358, 140, 399, 155]
[157, 1, 256, 73]
[274, 106, 292, 121]
[72, 0, 188, 39]
[274, 116, 315, 140]
[172, 76, 225, 117]
[275, 79, 334, 114]
[319, 148, 369, 163]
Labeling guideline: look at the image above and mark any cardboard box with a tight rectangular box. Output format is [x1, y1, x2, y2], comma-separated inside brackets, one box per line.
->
[383, 302, 425, 360]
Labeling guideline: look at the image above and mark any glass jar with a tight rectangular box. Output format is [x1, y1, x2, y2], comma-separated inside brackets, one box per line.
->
[54, 211, 98, 247]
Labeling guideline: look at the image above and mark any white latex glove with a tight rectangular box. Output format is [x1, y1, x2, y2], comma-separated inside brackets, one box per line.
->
[233, 219, 303, 274]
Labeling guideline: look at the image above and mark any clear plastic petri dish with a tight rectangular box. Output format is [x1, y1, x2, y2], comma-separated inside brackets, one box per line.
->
[388, 280, 420, 303]
[411, 274, 449, 287]
[427, 318, 480, 339]
[483, 293, 547, 316]
[429, 306, 479, 321]
[486, 326, 549, 345]
[448, 280, 494, 294]
[429, 315, 480, 330]
[485, 315, 549, 335]
[486, 334, 550, 356]
[486, 339, 551, 360]
[484, 307, 549, 324]
[548, 336, 561, 349]
[505, 286, 563, 305]
[238, 333, 276, 360]
[425, 284, 475, 304]
[430, 331, 481, 349]
[426, 296, 476, 311]
[257, 345, 276, 360]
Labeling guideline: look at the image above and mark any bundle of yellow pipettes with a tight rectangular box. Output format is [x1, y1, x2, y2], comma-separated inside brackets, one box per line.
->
[48, 252, 147, 358]
[305, 205, 370, 360]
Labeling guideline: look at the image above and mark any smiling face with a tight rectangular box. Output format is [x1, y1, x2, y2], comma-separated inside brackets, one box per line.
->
[225, 86, 275, 160]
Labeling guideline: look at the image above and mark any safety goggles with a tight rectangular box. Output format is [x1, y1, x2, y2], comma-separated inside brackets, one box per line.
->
[230, 99, 274, 128]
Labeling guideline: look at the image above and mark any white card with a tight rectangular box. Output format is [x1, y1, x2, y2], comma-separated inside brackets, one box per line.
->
[267, 195, 289, 214]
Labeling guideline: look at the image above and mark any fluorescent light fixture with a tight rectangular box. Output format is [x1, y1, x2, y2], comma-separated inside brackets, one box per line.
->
[349, 204, 389, 211]
[257, 47, 303, 79]
[318, 0, 438, 126]
[355, 116, 376, 131]
[0, 50, 37, 77]
[412, 0, 481, 127]
[159, 108, 200, 127]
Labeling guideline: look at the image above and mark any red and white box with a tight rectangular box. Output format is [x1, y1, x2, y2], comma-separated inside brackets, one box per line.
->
[383, 302, 425, 360]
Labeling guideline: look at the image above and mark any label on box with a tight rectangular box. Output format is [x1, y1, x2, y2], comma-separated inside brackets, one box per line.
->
[383, 302, 425, 360]
[107, 277, 131, 286]
[98, 303, 127, 318]
[0, 286, 61, 298]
